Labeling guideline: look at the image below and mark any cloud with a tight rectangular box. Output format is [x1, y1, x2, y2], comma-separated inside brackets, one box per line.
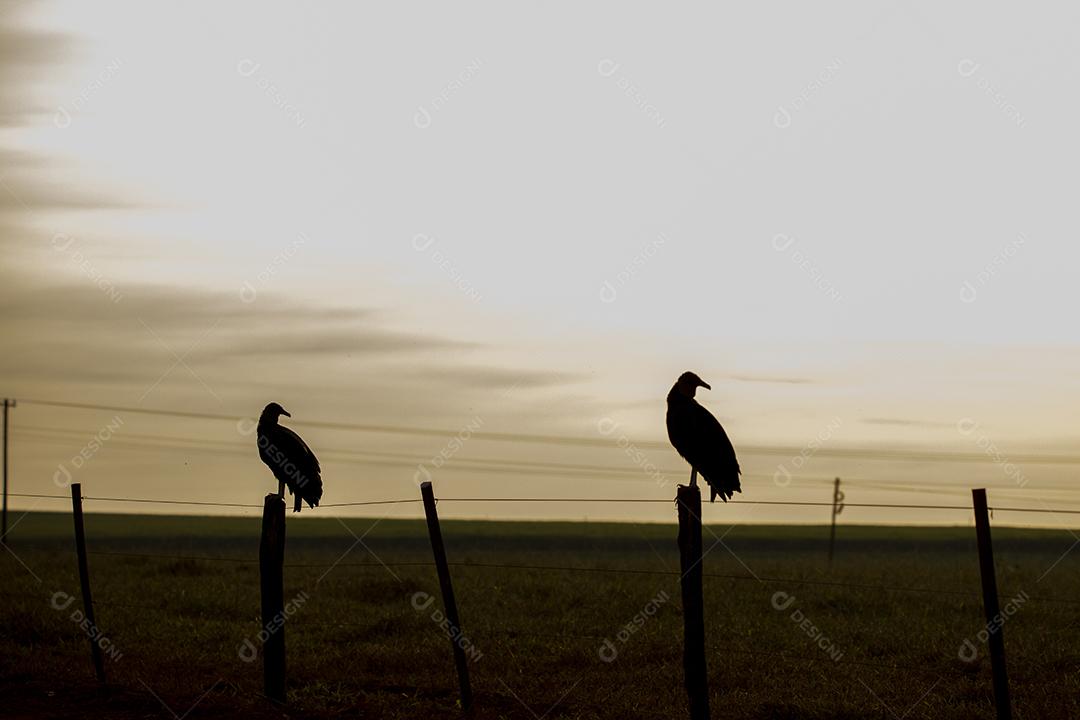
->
[413, 366, 584, 391]
[728, 374, 815, 385]
[861, 417, 952, 428]
[0, 22, 71, 128]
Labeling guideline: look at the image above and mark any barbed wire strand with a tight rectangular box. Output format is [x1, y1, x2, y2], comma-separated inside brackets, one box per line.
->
[10, 491, 1080, 515]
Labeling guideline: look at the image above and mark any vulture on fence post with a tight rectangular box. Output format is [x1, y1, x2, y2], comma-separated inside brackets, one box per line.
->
[256, 402, 323, 512]
[666, 372, 741, 502]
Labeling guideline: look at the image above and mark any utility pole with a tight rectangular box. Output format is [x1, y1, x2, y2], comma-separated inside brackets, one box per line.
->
[828, 477, 844, 566]
[2, 398, 13, 544]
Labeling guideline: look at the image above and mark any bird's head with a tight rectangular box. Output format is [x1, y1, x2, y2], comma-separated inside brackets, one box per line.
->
[674, 371, 711, 398]
[260, 402, 291, 424]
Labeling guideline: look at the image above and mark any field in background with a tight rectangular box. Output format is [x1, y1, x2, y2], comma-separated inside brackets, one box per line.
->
[1, 512, 1079, 719]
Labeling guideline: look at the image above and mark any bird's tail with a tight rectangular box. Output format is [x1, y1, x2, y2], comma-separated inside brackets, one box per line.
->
[294, 492, 302, 513]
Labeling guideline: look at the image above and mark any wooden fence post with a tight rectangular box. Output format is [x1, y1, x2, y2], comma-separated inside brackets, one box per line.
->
[70, 482, 105, 684]
[259, 493, 286, 704]
[676, 484, 710, 720]
[2, 398, 12, 544]
[828, 477, 844, 566]
[972, 488, 1012, 720]
[420, 481, 472, 711]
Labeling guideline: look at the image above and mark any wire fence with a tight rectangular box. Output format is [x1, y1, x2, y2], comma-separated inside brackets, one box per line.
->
[9, 489, 1079, 606]
[9, 491, 1080, 516]
[4, 484, 1076, 718]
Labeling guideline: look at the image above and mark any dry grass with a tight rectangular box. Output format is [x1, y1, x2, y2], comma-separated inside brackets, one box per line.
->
[1, 512, 1078, 719]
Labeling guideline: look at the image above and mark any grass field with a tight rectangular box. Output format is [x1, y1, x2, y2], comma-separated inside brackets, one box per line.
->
[1, 510, 1078, 719]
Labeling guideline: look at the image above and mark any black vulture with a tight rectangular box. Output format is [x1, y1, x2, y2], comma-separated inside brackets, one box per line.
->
[256, 402, 323, 512]
[666, 371, 741, 502]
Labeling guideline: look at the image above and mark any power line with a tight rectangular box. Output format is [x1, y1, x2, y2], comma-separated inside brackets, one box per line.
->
[18, 397, 1080, 465]
[10, 491, 1080, 516]
[436, 497, 974, 511]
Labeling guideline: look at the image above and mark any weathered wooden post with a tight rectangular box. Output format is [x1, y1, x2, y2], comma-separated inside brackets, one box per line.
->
[2, 398, 13, 544]
[259, 493, 286, 704]
[676, 481, 710, 720]
[972, 488, 1012, 720]
[420, 481, 472, 711]
[70, 482, 105, 684]
[828, 477, 844, 566]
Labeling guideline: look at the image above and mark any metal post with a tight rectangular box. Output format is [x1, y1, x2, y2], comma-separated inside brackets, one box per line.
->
[420, 481, 472, 711]
[972, 488, 1012, 720]
[70, 482, 106, 684]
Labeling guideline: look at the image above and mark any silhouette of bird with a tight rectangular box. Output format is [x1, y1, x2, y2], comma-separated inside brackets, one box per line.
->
[666, 371, 741, 502]
[256, 402, 322, 512]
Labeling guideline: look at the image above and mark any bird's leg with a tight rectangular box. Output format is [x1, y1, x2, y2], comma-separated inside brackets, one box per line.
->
[690, 468, 698, 488]
[278, 479, 285, 499]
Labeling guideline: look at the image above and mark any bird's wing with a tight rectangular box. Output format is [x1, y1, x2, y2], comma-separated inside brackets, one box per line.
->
[688, 402, 740, 475]
[260, 425, 323, 508]
[277, 426, 321, 473]
[668, 398, 741, 501]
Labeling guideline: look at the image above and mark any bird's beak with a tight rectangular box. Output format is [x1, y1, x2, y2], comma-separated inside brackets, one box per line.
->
[699, 381, 711, 391]
[282, 409, 291, 417]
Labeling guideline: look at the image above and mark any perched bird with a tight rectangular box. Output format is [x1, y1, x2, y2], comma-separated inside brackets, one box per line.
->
[666, 371, 741, 502]
[256, 402, 323, 512]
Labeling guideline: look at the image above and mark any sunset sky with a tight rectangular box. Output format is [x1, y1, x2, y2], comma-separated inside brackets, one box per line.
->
[2, 1, 1078, 526]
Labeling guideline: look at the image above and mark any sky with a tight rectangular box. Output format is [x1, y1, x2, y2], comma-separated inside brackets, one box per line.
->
[1, 1, 1078, 527]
